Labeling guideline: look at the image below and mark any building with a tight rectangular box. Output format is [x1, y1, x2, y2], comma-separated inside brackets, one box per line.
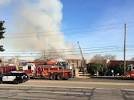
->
[67, 59, 82, 69]
[108, 60, 134, 68]
[67, 59, 89, 78]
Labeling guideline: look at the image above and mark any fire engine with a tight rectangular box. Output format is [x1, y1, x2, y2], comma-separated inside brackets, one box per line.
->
[0, 65, 16, 74]
[125, 64, 134, 79]
[19, 59, 72, 80]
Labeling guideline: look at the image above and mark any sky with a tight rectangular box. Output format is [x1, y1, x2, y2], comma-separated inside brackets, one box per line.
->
[0, 0, 134, 60]
[61, 0, 134, 60]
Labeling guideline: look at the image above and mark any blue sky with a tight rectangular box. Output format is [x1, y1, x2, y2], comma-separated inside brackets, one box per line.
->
[61, 0, 134, 59]
[0, 0, 134, 60]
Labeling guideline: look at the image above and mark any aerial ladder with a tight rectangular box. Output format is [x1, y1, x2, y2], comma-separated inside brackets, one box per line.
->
[77, 41, 87, 76]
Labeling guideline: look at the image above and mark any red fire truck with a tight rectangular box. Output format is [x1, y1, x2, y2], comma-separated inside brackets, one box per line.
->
[0, 65, 16, 74]
[125, 64, 134, 79]
[20, 59, 72, 80]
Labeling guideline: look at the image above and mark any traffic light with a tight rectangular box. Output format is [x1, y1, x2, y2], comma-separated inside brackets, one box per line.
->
[0, 21, 5, 51]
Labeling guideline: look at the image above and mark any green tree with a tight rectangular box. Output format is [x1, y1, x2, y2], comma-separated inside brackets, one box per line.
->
[87, 63, 104, 76]
[0, 21, 5, 51]
[89, 54, 116, 76]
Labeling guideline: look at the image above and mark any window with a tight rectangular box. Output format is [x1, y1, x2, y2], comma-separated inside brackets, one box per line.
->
[28, 65, 31, 70]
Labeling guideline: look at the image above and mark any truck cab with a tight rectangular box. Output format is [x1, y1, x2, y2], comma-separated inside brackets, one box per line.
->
[126, 64, 134, 78]
[21, 63, 36, 78]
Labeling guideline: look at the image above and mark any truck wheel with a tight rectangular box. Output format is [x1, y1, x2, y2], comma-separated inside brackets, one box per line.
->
[53, 74, 56, 80]
[56, 75, 61, 80]
[62, 77, 69, 80]
[49, 75, 53, 80]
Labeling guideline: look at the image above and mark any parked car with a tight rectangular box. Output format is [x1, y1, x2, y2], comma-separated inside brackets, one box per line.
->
[0, 71, 29, 84]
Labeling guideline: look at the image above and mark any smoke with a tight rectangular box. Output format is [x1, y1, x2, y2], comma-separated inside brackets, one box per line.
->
[0, 0, 11, 6]
[3, 0, 70, 58]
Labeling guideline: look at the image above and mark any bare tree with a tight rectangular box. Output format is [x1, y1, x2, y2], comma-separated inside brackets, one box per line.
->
[38, 49, 64, 60]
[90, 54, 116, 64]
[103, 55, 116, 60]
[130, 57, 134, 61]
[90, 54, 105, 64]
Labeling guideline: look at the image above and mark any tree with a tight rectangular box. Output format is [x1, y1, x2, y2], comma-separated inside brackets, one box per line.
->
[87, 63, 104, 76]
[103, 55, 116, 61]
[90, 54, 116, 64]
[88, 54, 116, 76]
[0, 21, 5, 51]
[130, 57, 134, 61]
[90, 54, 105, 64]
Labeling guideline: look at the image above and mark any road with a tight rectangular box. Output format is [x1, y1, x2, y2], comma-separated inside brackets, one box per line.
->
[0, 78, 133, 100]
[22, 78, 134, 89]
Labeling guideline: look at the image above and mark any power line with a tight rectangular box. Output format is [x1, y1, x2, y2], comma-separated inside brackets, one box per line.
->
[3, 46, 134, 53]
[5, 27, 122, 39]
[5, 22, 134, 39]
[1, 48, 134, 55]
[1, 46, 134, 54]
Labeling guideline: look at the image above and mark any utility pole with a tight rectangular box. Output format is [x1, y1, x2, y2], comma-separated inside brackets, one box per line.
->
[77, 41, 86, 74]
[124, 23, 127, 75]
[43, 50, 46, 60]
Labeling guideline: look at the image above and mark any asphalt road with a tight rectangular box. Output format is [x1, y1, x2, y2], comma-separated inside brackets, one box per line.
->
[0, 78, 133, 100]
[21, 78, 134, 89]
[0, 86, 93, 100]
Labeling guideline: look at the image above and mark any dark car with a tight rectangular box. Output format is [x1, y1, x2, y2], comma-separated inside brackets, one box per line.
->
[1, 71, 29, 84]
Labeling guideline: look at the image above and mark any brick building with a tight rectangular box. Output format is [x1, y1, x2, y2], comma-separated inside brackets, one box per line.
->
[108, 60, 134, 67]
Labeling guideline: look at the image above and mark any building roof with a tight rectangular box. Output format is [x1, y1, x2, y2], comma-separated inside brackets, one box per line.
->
[108, 60, 134, 67]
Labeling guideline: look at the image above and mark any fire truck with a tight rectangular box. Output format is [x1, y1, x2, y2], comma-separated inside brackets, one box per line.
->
[0, 65, 16, 74]
[19, 59, 72, 80]
[125, 64, 134, 79]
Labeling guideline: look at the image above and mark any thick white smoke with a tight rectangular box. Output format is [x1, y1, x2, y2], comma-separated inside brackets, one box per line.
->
[3, 0, 70, 58]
